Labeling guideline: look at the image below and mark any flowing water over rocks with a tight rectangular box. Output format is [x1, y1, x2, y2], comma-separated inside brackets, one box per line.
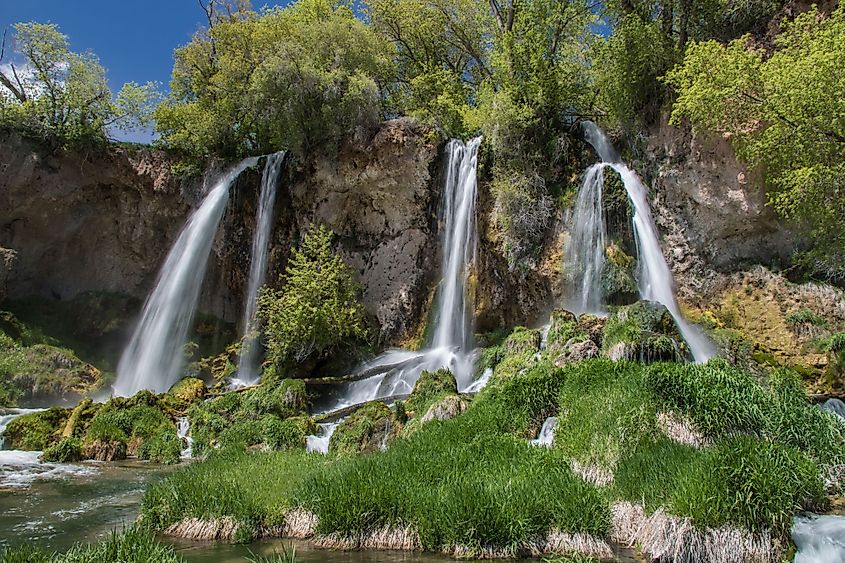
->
[114, 158, 259, 396]
[571, 123, 716, 363]
[315, 138, 483, 415]
[237, 151, 286, 385]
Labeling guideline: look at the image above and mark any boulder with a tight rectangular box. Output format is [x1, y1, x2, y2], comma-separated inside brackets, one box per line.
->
[329, 402, 401, 455]
[554, 340, 600, 366]
[420, 395, 468, 423]
[82, 439, 127, 462]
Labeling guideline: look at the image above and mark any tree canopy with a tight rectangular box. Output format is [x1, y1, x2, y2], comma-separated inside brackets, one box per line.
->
[0, 23, 158, 148]
[666, 5, 845, 279]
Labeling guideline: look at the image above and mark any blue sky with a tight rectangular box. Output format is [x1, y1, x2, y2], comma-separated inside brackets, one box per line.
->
[0, 1, 292, 142]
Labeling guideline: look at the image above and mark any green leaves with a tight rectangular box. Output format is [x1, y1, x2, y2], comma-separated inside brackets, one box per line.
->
[666, 6, 845, 279]
[258, 225, 367, 369]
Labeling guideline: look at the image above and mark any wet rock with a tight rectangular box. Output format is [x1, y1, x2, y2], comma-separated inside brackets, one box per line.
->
[505, 327, 542, 356]
[554, 340, 600, 366]
[420, 395, 467, 423]
[82, 439, 127, 462]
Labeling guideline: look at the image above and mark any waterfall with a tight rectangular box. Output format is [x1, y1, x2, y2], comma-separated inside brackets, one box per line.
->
[572, 122, 715, 363]
[315, 138, 482, 413]
[530, 416, 558, 447]
[176, 416, 193, 459]
[563, 164, 607, 314]
[114, 158, 259, 397]
[306, 422, 339, 454]
[237, 151, 286, 385]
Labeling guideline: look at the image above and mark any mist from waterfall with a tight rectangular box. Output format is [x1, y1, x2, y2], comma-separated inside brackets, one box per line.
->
[114, 158, 258, 396]
[317, 138, 482, 413]
[236, 151, 286, 385]
[572, 122, 715, 363]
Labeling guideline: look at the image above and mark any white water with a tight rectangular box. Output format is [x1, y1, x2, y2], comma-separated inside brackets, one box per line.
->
[793, 514, 845, 563]
[530, 416, 558, 447]
[114, 158, 259, 396]
[306, 422, 339, 454]
[579, 123, 716, 363]
[176, 416, 193, 459]
[237, 151, 286, 385]
[563, 164, 608, 315]
[465, 367, 493, 393]
[0, 408, 96, 489]
[822, 398, 845, 419]
[318, 138, 483, 414]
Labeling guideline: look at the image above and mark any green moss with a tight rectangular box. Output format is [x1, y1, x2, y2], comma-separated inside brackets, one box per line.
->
[601, 242, 638, 305]
[262, 415, 313, 451]
[240, 379, 308, 419]
[490, 352, 535, 385]
[137, 428, 182, 464]
[41, 437, 83, 463]
[601, 301, 687, 362]
[4, 407, 69, 450]
[405, 368, 457, 416]
[545, 309, 588, 353]
[329, 401, 399, 455]
[504, 326, 541, 356]
[167, 377, 206, 405]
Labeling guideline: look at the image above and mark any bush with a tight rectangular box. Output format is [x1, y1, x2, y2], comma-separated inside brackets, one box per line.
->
[258, 225, 367, 369]
[136, 428, 181, 465]
[41, 437, 83, 463]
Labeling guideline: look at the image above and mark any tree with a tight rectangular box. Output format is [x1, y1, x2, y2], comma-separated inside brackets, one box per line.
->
[0, 23, 158, 147]
[257, 225, 368, 370]
[154, 0, 394, 161]
[665, 6, 845, 279]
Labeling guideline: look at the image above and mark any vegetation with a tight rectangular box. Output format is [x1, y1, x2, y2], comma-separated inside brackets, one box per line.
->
[41, 437, 82, 463]
[0, 23, 158, 149]
[258, 225, 367, 372]
[666, 5, 845, 280]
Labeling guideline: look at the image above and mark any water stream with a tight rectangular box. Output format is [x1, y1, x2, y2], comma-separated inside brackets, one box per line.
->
[530, 417, 558, 447]
[114, 158, 259, 396]
[574, 123, 715, 363]
[314, 138, 483, 415]
[237, 151, 286, 385]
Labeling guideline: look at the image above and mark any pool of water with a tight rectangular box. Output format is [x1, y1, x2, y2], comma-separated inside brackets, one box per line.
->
[0, 459, 174, 552]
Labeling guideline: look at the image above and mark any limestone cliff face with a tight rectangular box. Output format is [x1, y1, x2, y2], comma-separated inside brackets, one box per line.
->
[0, 129, 190, 304]
[643, 116, 797, 305]
[0, 120, 441, 348]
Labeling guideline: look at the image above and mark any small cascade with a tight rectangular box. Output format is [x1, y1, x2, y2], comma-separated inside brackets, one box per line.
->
[822, 398, 845, 419]
[571, 122, 715, 363]
[317, 138, 483, 414]
[531, 416, 558, 447]
[465, 367, 492, 393]
[0, 408, 42, 450]
[237, 151, 286, 385]
[306, 422, 339, 454]
[114, 157, 259, 396]
[563, 164, 608, 315]
[792, 514, 845, 563]
[176, 416, 193, 459]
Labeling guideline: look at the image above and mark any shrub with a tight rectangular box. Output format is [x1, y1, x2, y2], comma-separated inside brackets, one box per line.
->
[41, 437, 83, 463]
[258, 225, 367, 369]
[136, 428, 181, 465]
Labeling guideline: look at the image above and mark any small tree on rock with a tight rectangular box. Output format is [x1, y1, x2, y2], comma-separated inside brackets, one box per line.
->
[258, 225, 367, 374]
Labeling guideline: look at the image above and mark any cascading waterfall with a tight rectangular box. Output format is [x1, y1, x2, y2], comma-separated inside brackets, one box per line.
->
[317, 138, 482, 413]
[530, 417, 558, 447]
[176, 416, 193, 459]
[114, 158, 259, 397]
[563, 164, 608, 315]
[569, 122, 715, 363]
[236, 151, 286, 385]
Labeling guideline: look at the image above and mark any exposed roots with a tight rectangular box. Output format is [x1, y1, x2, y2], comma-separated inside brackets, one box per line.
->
[571, 459, 615, 486]
[656, 411, 710, 448]
[165, 517, 238, 541]
[446, 531, 612, 560]
[611, 501, 779, 563]
[282, 507, 318, 538]
[315, 525, 421, 551]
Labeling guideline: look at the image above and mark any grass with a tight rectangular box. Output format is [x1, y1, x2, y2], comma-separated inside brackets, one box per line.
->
[140, 356, 844, 554]
[0, 528, 183, 563]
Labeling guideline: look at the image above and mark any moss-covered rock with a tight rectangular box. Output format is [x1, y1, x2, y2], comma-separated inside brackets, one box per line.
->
[60, 398, 99, 439]
[504, 327, 541, 357]
[602, 242, 638, 306]
[167, 377, 206, 405]
[137, 428, 182, 464]
[601, 301, 688, 363]
[240, 379, 308, 418]
[405, 368, 458, 416]
[261, 414, 317, 451]
[82, 439, 127, 461]
[330, 401, 402, 455]
[41, 436, 83, 463]
[420, 394, 467, 423]
[3, 407, 69, 450]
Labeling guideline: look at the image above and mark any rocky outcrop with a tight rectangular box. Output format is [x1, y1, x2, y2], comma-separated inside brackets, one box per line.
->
[0, 119, 442, 348]
[644, 116, 797, 303]
[0, 247, 15, 304]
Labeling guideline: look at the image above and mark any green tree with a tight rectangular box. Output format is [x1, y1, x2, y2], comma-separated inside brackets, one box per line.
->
[257, 225, 367, 370]
[154, 0, 394, 161]
[665, 6, 845, 279]
[0, 23, 158, 147]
